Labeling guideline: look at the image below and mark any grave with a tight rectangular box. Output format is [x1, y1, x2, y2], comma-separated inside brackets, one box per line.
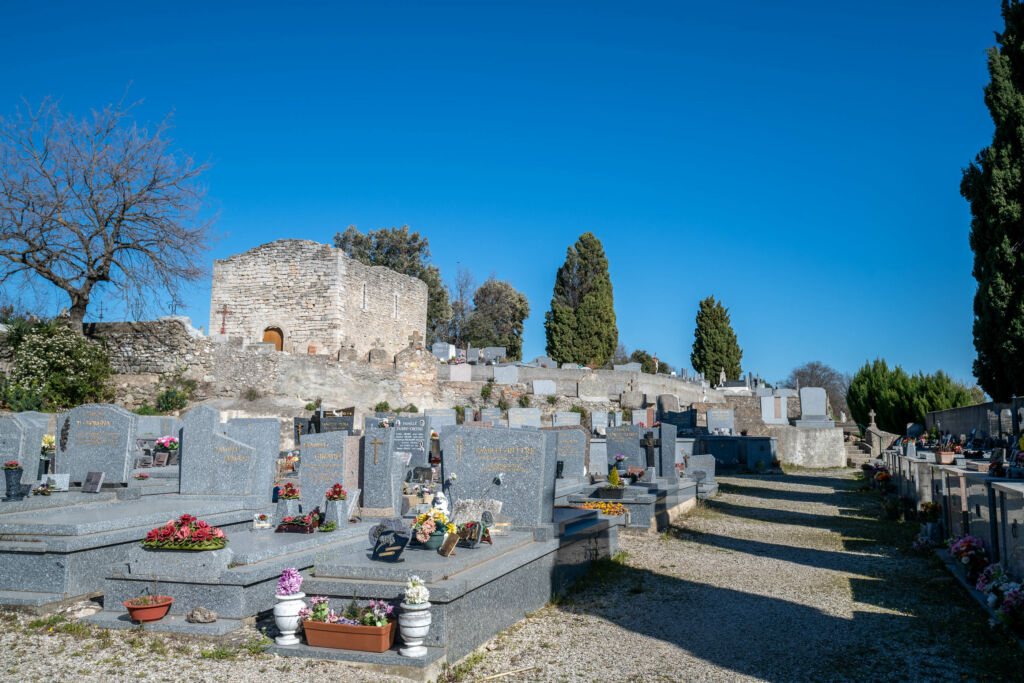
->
[297, 431, 351, 509]
[480, 346, 506, 362]
[362, 421, 403, 513]
[607, 424, 642, 470]
[543, 427, 588, 502]
[479, 408, 502, 425]
[657, 394, 680, 415]
[508, 408, 541, 428]
[590, 411, 609, 434]
[631, 412, 647, 426]
[684, 454, 719, 498]
[466, 347, 480, 363]
[432, 342, 455, 360]
[493, 365, 519, 384]
[424, 409, 457, 428]
[614, 362, 642, 372]
[55, 404, 137, 485]
[705, 408, 735, 436]
[794, 387, 835, 428]
[532, 355, 558, 369]
[449, 363, 472, 382]
[760, 395, 788, 425]
[393, 415, 430, 468]
[0, 412, 50, 483]
[554, 411, 582, 427]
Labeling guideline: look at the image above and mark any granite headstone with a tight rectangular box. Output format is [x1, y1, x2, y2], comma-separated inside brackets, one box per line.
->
[55, 404, 136, 484]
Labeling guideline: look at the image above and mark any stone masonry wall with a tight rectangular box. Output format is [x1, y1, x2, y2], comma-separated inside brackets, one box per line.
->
[209, 239, 427, 361]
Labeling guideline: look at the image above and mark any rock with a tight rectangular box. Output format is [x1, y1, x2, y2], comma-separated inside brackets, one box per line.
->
[186, 607, 217, 623]
[68, 606, 99, 619]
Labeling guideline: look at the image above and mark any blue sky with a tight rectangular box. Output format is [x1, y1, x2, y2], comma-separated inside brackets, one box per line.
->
[0, 1, 1003, 385]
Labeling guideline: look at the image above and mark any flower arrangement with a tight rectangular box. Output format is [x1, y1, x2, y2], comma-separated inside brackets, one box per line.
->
[378, 418, 391, 428]
[41, 434, 55, 451]
[949, 535, 988, 573]
[614, 454, 627, 463]
[325, 484, 347, 501]
[1013, 450, 1024, 468]
[134, 473, 150, 480]
[277, 567, 303, 596]
[31, 484, 53, 496]
[953, 445, 963, 454]
[279, 482, 300, 499]
[2, 460, 22, 470]
[411, 508, 454, 543]
[911, 534, 938, 553]
[456, 520, 492, 544]
[299, 597, 394, 626]
[875, 470, 892, 485]
[576, 501, 627, 516]
[404, 575, 430, 605]
[920, 502, 941, 523]
[319, 521, 338, 532]
[429, 430, 439, 439]
[996, 589, 1024, 630]
[284, 453, 300, 467]
[154, 436, 179, 451]
[142, 514, 227, 551]
[280, 514, 316, 527]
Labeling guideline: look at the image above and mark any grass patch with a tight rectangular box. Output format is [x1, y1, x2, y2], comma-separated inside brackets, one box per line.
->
[54, 621, 92, 639]
[199, 644, 238, 660]
[148, 636, 169, 655]
[435, 651, 485, 683]
[28, 614, 66, 629]
[240, 631, 273, 657]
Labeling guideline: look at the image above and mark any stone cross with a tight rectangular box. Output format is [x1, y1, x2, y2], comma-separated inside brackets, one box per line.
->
[454, 438, 465, 463]
[640, 431, 661, 469]
[408, 330, 424, 348]
[369, 436, 384, 465]
[868, 409, 877, 427]
[216, 304, 232, 335]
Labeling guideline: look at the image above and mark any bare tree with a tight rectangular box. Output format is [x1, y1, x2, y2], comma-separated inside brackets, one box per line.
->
[446, 266, 477, 347]
[0, 95, 215, 332]
[785, 360, 850, 419]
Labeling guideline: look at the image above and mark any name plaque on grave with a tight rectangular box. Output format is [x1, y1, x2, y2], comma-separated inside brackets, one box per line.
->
[394, 416, 428, 467]
[56, 404, 136, 484]
[607, 425, 642, 469]
[299, 431, 350, 507]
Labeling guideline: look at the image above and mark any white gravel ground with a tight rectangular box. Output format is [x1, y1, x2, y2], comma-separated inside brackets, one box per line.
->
[2, 468, 1023, 682]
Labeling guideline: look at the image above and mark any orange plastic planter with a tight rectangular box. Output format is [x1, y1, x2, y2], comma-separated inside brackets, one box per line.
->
[123, 596, 174, 622]
[303, 619, 396, 652]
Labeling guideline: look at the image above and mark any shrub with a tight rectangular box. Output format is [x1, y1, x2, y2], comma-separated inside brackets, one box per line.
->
[518, 395, 530, 408]
[622, 408, 632, 423]
[546, 395, 557, 405]
[481, 383, 492, 400]
[0, 380, 46, 412]
[404, 404, 419, 413]
[155, 387, 189, 412]
[244, 387, 261, 401]
[454, 405, 466, 423]
[135, 403, 160, 416]
[5, 324, 112, 410]
[497, 398, 509, 412]
[374, 401, 391, 413]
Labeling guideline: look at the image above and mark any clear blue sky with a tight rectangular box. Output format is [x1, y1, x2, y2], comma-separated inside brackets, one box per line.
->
[0, 1, 1004, 385]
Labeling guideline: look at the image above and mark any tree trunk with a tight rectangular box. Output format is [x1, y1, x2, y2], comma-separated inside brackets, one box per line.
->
[68, 299, 88, 335]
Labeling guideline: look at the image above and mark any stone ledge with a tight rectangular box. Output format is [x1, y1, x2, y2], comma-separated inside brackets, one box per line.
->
[84, 610, 246, 636]
[268, 642, 446, 681]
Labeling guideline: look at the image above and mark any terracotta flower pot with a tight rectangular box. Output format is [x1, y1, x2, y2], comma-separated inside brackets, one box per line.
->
[124, 596, 174, 622]
[303, 618, 396, 652]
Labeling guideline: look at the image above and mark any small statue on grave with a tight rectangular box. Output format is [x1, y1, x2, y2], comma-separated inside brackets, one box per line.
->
[718, 367, 727, 387]
[432, 490, 450, 516]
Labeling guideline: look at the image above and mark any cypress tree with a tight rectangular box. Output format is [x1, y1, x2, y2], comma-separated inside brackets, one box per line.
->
[544, 233, 618, 366]
[690, 296, 742, 382]
[962, 1, 1024, 401]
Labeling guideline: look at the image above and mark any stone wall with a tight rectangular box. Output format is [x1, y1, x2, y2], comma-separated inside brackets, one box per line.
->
[758, 425, 845, 467]
[209, 239, 427, 361]
[925, 400, 1022, 437]
[725, 395, 802, 432]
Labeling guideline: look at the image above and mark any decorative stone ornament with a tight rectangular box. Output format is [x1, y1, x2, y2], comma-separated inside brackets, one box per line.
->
[398, 601, 432, 657]
[273, 591, 306, 646]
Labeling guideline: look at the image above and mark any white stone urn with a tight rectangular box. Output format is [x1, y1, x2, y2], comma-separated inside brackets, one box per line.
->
[273, 592, 306, 646]
[399, 601, 432, 657]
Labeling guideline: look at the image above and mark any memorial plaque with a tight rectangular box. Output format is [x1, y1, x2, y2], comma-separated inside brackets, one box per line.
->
[424, 409, 457, 428]
[480, 408, 502, 425]
[607, 425, 642, 469]
[438, 533, 459, 557]
[371, 529, 410, 562]
[82, 471, 105, 493]
[706, 409, 735, 435]
[394, 416, 429, 468]
[55, 404, 136, 484]
[554, 429, 586, 478]
[43, 473, 70, 491]
[553, 411, 581, 427]
[298, 431, 351, 509]
[508, 408, 541, 428]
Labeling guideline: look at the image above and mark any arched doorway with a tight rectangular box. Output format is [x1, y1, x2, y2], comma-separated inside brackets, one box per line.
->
[262, 327, 283, 351]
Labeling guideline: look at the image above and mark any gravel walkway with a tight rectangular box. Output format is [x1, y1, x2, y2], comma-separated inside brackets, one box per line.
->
[3, 469, 1023, 682]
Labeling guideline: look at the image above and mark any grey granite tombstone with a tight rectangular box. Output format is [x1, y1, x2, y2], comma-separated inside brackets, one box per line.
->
[589, 439, 608, 476]
[449, 364, 472, 382]
[441, 427, 555, 527]
[362, 423, 402, 512]
[607, 425, 642, 469]
[55, 404, 136, 484]
[794, 387, 835, 428]
[0, 412, 49, 480]
[135, 416, 183, 440]
[393, 415, 429, 468]
[223, 418, 279, 499]
[533, 356, 558, 369]
[179, 405, 257, 495]
[613, 411, 623, 427]
[493, 365, 519, 384]
[298, 430, 351, 508]
[480, 408, 502, 425]
[553, 429, 587, 479]
[705, 408, 735, 435]
[466, 348, 480, 364]
[508, 408, 541, 428]
[553, 411, 581, 427]
[686, 454, 717, 483]
[659, 423, 678, 482]
[532, 379, 556, 396]
[631, 412, 647, 426]
[614, 363, 642, 372]
[431, 342, 455, 360]
[425, 409, 457, 428]
[590, 411, 609, 432]
[657, 394, 680, 414]
[481, 347, 506, 362]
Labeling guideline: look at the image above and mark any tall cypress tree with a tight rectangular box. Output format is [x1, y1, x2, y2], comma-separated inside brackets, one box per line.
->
[690, 296, 742, 382]
[544, 233, 618, 366]
[962, 1, 1024, 401]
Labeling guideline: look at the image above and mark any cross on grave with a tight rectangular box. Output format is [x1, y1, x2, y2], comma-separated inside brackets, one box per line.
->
[370, 436, 384, 465]
[868, 409, 877, 427]
[640, 431, 661, 469]
[454, 439, 464, 463]
[408, 330, 424, 349]
[216, 304, 232, 335]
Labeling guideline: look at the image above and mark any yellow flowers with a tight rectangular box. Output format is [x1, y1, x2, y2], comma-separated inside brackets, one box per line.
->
[41, 434, 55, 449]
[445, 523, 456, 534]
[576, 501, 627, 516]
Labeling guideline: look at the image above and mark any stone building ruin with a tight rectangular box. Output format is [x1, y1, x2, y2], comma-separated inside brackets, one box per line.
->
[210, 239, 427, 361]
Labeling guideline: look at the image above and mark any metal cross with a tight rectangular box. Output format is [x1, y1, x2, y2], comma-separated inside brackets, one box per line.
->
[455, 439, 464, 463]
[216, 304, 232, 335]
[640, 431, 661, 469]
[370, 437, 384, 465]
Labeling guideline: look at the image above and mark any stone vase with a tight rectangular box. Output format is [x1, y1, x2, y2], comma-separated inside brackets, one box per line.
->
[276, 498, 300, 523]
[273, 592, 306, 646]
[398, 601, 432, 657]
[324, 498, 354, 527]
[4, 468, 23, 501]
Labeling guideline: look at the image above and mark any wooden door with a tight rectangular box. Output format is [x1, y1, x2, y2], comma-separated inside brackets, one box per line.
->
[262, 328, 283, 351]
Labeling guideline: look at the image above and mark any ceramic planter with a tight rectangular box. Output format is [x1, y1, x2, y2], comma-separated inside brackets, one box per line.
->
[417, 530, 445, 550]
[4, 468, 23, 501]
[399, 602, 432, 657]
[274, 592, 307, 646]
[303, 618, 396, 652]
[124, 596, 174, 622]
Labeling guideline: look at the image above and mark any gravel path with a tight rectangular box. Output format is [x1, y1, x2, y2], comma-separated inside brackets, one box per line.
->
[3, 469, 1023, 682]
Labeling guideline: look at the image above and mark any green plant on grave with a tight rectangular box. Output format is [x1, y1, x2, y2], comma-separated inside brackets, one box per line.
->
[605, 467, 623, 489]
[374, 401, 391, 413]
[497, 398, 509, 412]
[481, 383, 493, 399]
[318, 521, 338, 533]
[518, 395, 530, 408]
[243, 387, 261, 401]
[454, 405, 466, 423]
[622, 408, 632, 423]
[546, 395, 557, 405]
[304, 402, 317, 411]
